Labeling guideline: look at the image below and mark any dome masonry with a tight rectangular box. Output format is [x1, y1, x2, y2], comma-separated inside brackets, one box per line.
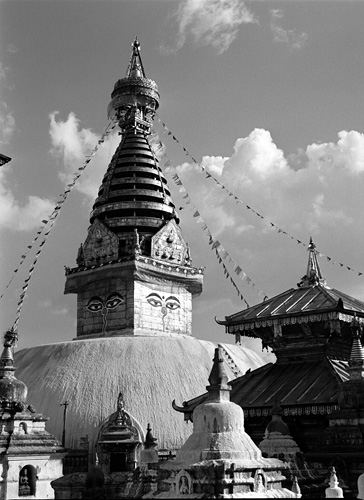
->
[14, 338, 264, 450]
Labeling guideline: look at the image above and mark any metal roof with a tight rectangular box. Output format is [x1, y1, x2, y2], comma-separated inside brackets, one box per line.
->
[218, 239, 364, 329]
[0, 153, 11, 166]
[230, 358, 348, 408]
[173, 357, 349, 418]
[218, 285, 364, 328]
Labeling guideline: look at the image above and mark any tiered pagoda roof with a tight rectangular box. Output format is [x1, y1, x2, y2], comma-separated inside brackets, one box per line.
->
[174, 239, 364, 421]
[173, 356, 349, 421]
[217, 238, 364, 360]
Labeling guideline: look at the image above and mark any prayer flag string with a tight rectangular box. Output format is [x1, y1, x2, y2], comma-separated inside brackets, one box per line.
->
[10, 118, 117, 330]
[158, 161, 269, 305]
[157, 117, 364, 279]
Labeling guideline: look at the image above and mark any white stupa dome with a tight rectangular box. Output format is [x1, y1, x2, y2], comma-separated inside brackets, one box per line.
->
[14, 335, 264, 451]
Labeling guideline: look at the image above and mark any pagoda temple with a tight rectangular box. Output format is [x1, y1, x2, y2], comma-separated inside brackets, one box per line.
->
[14, 39, 263, 455]
[174, 239, 364, 494]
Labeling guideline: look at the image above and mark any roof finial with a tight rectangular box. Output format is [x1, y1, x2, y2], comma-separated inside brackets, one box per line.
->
[126, 36, 145, 79]
[0, 329, 18, 375]
[206, 347, 231, 401]
[297, 237, 326, 288]
[144, 423, 157, 449]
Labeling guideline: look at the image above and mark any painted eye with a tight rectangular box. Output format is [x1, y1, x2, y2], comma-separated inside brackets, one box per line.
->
[87, 298, 103, 312]
[147, 297, 162, 308]
[106, 294, 124, 309]
[166, 300, 180, 310]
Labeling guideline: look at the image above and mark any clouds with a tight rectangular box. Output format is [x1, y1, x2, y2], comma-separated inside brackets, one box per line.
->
[162, 2, 308, 54]
[306, 130, 364, 174]
[49, 111, 120, 202]
[0, 55, 55, 233]
[0, 163, 55, 232]
[0, 60, 52, 232]
[172, 127, 364, 269]
[0, 102, 15, 145]
[166, 0, 258, 54]
[0, 63, 16, 145]
[270, 9, 307, 50]
[0, 107, 120, 235]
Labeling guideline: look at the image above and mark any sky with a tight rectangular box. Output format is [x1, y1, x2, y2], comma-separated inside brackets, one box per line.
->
[0, 0, 364, 362]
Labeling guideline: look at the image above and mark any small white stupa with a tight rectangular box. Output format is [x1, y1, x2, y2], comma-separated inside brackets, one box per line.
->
[158, 347, 298, 498]
[259, 401, 300, 462]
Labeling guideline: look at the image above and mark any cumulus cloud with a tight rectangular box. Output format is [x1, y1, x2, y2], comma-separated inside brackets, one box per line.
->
[0, 63, 8, 82]
[0, 63, 16, 144]
[0, 62, 45, 232]
[164, 0, 258, 54]
[270, 9, 307, 50]
[6, 44, 18, 54]
[0, 164, 55, 232]
[49, 112, 120, 202]
[172, 128, 364, 277]
[0, 102, 16, 144]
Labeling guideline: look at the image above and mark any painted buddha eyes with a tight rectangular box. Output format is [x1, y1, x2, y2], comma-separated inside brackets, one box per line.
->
[86, 293, 124, 312]
[146, 293, 180, 311]
[105, 294, 124, 309]
[147, 296, 163, 308]
[165, 299, 180, 310]
[87, 298, 103, 312]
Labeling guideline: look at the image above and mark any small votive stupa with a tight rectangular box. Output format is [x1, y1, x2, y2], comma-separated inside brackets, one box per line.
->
[158, 347, 298, 498]
[0, 330, 64, 499]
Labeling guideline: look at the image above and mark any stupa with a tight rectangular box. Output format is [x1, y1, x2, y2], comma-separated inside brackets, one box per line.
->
[0, 329, 64, 499]
[14, 38, 264, 453]
[157, 347, 297, 498]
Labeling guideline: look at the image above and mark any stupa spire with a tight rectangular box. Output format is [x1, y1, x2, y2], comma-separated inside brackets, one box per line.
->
[126, 37, 146, 79]
[0, 330, 28, 411]
[206, 347, 231, 401]
[298, 237, 326, 287]
[0, 329, 17, 376]
[65, 39, 203, 340]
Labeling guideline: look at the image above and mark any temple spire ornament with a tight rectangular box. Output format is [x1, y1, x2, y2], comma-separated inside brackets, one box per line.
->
[107, 36, 159, 134]
[0, 329, 28, 412]
[206, 347, 231, 401]
[298, 237, 326, 287]
[126, 37, 145, 79]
